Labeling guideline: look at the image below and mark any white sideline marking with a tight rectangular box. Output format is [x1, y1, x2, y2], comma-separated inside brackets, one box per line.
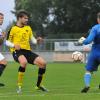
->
[0, 92, 100, 98]
[0, 93, 78, 98]
[0, 86, 100, 98]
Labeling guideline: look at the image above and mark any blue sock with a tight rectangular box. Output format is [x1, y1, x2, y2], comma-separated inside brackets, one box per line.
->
[84, 73, 91, 87]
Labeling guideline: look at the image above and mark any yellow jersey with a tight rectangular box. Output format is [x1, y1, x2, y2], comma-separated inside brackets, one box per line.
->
[7, 25, 35, 52]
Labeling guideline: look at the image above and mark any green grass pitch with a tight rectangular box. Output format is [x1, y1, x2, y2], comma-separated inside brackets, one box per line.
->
[0, 62, 100, 100]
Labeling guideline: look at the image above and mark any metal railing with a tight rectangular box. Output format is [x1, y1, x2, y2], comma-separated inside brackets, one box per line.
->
[0, 39, 89, 63]
[1, 39, 80, 52]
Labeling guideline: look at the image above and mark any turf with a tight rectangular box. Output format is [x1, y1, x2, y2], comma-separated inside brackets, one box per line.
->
[0, 62, 100, 100]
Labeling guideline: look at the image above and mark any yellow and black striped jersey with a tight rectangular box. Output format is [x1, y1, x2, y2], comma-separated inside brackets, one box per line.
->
[7, 25, 35, 52]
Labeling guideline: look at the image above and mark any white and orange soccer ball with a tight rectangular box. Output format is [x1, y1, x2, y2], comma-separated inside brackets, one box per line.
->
[72, 51, 83, 61]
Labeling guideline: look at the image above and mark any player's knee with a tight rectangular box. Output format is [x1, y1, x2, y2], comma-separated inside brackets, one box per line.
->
[4, 60, 7, 65]
[18, 55, 27, 67]
[0, 59, 7, 66]
[38, 61, 46, 69]
[19, 60, 27, 67]
[35, 57, 46, 68]
[40, 58, 46, 67]
[41, 61, 46, 68]
[3, 61, 7, 66]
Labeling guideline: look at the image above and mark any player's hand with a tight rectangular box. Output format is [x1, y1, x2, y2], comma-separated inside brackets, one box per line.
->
[83, 46, 91, 52]
[37, 37, 43, 44]
[14, 44, 21, 50]
[78, 37, 86, 44]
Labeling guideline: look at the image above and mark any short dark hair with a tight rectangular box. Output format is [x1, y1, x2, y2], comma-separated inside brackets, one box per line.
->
[16, 10, 29, 19]
[97, 12, 100, 19]
[0, 12, 4, 16]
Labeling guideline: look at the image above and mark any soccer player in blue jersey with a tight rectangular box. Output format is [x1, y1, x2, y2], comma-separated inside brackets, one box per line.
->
[78, 12, 100, 93]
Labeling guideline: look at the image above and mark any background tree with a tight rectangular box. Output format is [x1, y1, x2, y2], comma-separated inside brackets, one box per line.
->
[14, 0, 100, 38]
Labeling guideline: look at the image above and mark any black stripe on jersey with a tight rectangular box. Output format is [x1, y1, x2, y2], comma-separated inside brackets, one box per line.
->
[6, 28, 12, 40]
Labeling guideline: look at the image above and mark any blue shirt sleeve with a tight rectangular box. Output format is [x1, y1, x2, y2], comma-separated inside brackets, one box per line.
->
[83, 26, 97, 45]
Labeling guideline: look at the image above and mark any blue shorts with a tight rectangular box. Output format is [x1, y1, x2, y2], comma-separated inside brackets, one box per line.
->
[85, 51, 100, 72]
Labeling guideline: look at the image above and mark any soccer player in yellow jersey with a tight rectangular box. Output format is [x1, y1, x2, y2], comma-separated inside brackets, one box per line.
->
[6, 10, 48, 93]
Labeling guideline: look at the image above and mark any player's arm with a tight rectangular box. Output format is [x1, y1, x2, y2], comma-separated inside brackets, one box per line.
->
[83, 27, 96, 45]
[78, 26, 96, 45]
[5, 28, 20, 50]
[5, 40, 14, 47]
[30, 35, 43, 44]
[29, 26, 37, 44]
[37, 36, 43, 44]
[30, 35, 37, 44]
[5, 28, 14, 47]
[5, 40, 20, 50]
[29, 26, 43, 44]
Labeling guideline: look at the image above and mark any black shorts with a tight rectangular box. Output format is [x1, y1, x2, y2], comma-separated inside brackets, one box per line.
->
[12, 49, 39, 64]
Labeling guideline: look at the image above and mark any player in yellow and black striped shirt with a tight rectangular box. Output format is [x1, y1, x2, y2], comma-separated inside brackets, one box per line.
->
[6, 10, 48, 93]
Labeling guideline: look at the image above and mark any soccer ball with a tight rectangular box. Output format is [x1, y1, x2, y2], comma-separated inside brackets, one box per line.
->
[72, 51, 83, 61]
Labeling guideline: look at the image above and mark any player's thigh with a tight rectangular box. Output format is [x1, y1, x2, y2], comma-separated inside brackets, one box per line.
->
[18, 55, 27, 66]
[86, 54, 99, 71]
[25, 51, 38, 64]
[13, 51, 27, 67]
[25, 51, 46, 68]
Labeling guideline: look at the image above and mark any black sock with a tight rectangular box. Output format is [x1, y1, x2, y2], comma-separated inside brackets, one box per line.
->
[0, 64, 6, 76]
[37, 68, 46, 87]
[18, 66, 25, 72]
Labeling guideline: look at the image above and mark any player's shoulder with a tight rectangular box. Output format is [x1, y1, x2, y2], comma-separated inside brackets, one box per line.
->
[92, 24, 100, 30]
[8, 25, 18, 31]
[24, 25, 32, 30]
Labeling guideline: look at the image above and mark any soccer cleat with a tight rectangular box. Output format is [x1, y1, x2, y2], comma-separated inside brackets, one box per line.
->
[35, 85, 49, 92]
[17, 86, 22, 94]
[81, 86, 90, 93]
[99, 84, 100, 89]
[0, 83, 5, 87]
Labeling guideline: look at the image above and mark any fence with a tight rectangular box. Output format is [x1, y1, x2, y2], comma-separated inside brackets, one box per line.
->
[1, 39, 89, 62]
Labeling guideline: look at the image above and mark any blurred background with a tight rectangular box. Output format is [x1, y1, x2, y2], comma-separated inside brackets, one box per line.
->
[1, 0, 100, 38]
[0, 0, 99, 62]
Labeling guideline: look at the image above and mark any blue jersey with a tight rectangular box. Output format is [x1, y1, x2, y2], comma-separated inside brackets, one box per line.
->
[83, 24, 100, 51]
[83, 24, 100, 71]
